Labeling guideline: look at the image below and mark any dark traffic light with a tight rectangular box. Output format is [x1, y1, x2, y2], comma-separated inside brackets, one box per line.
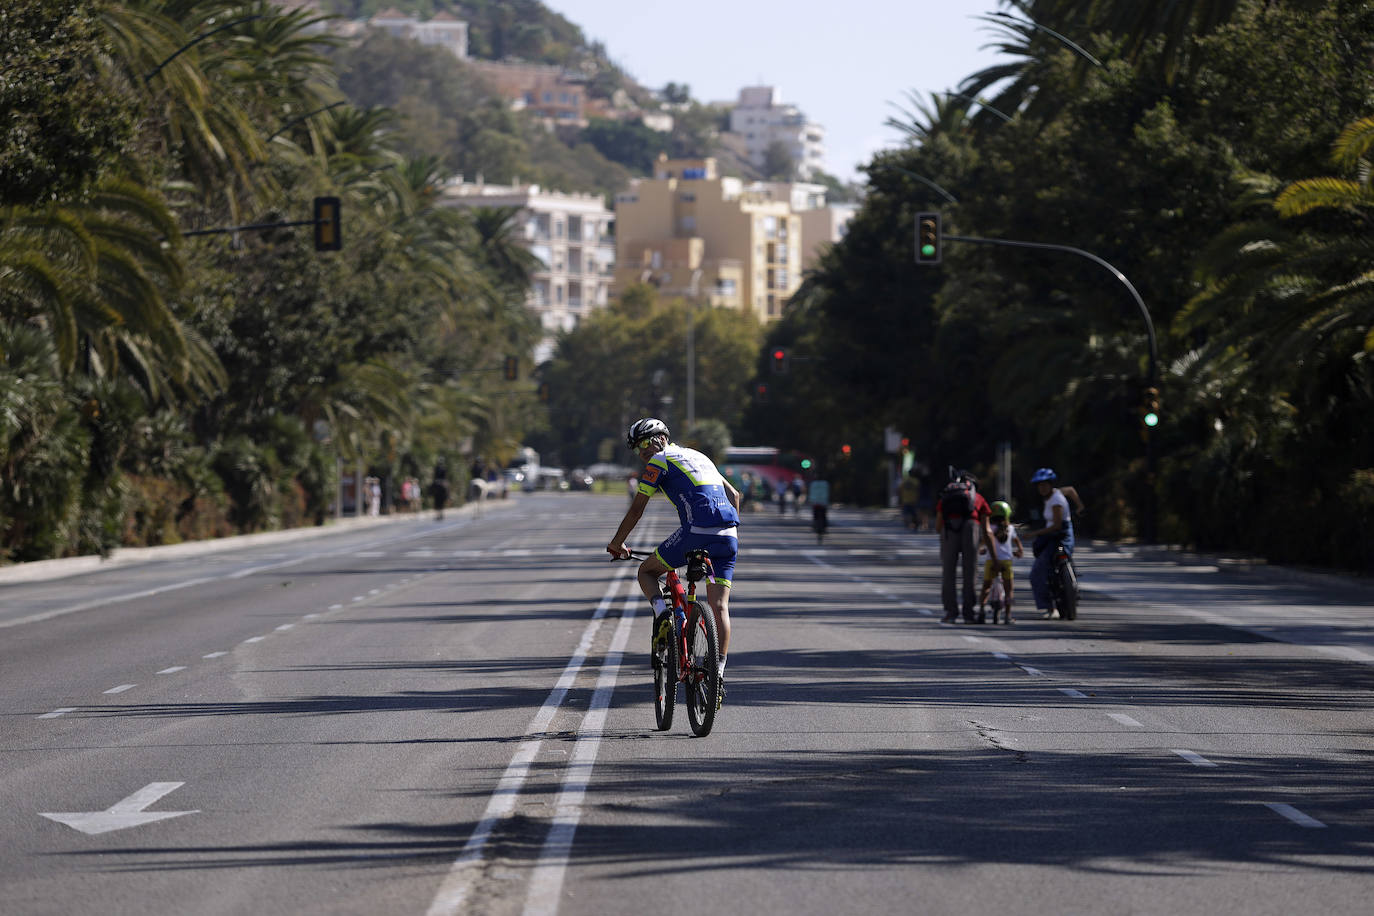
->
[537, 381, 551, 403]
[503, 356, 518, 381]
[916, 211, 941, 265]
[769, 347, 790, 374]
[313, 196, 341, 251]
[755, 382, 769, 405]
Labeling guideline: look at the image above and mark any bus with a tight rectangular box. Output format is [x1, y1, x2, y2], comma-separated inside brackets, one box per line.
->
[719, 446, 814, 495]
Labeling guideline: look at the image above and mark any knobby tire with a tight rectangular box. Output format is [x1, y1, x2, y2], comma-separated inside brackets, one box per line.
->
[684, 600, 720, 737]
[652, 610, 676, 730]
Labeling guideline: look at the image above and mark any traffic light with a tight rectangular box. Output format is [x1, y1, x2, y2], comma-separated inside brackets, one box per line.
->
[769, 347, 790, 375]
[840, 444, 852, 458]
[1142, 386, 1160, 428]
[915, 211, 941, 265]
[503, 356, 518, 381]
[755, 382, 769, 405]
[800, 458, 812, 470]
[313, 196, 341, 251]
[537, 381, 551, 403]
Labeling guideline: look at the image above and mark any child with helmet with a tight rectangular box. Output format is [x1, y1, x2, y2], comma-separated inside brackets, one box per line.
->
[977, 500, 1024, 624]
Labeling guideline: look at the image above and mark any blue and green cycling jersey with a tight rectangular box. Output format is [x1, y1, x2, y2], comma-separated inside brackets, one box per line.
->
[637, 444, 739, 534]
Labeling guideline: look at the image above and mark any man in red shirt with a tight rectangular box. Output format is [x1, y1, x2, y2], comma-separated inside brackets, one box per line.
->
[935, 470, 995, 623]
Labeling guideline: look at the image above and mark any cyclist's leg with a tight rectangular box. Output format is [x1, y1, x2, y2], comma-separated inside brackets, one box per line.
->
[978, 558, 996, 606]
[706, 580, 731, 657]
[705, 535, 737, 659]
[641, 529, 683, 602]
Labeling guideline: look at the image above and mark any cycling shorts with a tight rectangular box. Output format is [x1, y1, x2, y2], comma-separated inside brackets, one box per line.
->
[655, 527, 737, 588]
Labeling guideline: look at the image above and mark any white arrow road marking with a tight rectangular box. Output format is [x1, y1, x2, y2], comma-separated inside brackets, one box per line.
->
[40, 782, 198, 835]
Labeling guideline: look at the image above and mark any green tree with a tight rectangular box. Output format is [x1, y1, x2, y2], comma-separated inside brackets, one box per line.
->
[761, 140, 795, 180]
[0, 0, 137, 206]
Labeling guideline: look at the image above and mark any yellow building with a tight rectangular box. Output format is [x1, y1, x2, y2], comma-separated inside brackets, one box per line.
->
[613, 156, 803, 320]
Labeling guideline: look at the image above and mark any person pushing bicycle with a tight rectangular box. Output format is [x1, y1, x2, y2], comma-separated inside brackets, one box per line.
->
[607, 418, 741, 700]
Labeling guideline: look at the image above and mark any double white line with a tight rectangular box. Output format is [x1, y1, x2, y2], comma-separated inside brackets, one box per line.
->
[426, 546, 646, 916]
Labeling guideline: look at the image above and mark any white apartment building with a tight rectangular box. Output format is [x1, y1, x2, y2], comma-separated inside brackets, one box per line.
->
[728, 86, 826, 180]
[368, 8, 468, 59]
[439, 180, 615, 363]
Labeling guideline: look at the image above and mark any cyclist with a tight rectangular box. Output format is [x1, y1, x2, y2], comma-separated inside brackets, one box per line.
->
[1025, 468, 1085, 619]
[977, 500, 1023, 623]
[607, 418, 741, 700]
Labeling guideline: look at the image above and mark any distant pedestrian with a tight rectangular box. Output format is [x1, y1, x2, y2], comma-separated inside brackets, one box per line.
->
[808, 472, 831, 544]
[978, 501, 1023, 624]
[898, 468, 920, 530]
[432, 460, 450, 520]
[936, 469, 994, 623]
[790, 475, 804, 515]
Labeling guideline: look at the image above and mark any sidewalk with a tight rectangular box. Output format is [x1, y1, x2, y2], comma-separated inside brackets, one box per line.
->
[0, 498, 512, 586]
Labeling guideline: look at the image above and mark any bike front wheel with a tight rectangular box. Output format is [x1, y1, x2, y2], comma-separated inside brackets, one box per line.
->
[651, 610, 676, 730]
[684, 600, 720, 737]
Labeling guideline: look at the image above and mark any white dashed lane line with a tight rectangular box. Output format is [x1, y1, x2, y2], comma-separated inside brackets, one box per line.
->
[1107, 712, 1143, 727]
[1172, 749, 1219, 768]
[1058, 687, 1088, 699]
[1265, 803, 1326, 828]
[37, 708, 76, 719]
[104, 684, 136, 694]
[157, 666, 186, 675]
[203, 651, 227, 659]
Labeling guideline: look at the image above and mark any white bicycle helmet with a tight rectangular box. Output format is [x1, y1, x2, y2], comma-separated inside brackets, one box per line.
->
[626, 417, 669, 449]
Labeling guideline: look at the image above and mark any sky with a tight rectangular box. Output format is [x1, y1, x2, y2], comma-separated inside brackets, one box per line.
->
[543, 0, 1012, 183]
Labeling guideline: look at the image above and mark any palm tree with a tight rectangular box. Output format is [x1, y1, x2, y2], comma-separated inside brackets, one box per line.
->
[1180, 113, 1374, 375]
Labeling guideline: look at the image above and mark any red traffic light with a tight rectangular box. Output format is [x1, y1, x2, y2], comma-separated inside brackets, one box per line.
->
[841, 444, 852, 455]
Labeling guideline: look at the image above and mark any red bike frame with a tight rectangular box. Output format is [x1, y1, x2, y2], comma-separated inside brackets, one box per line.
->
[632, 549, 716, 688]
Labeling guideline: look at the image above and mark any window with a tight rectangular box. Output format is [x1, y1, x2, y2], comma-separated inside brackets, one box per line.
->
[716, 278, 737, 296]
[679, 192, 695, 202]
[763, 216, 777, 239]
[679, 215, 696, 232]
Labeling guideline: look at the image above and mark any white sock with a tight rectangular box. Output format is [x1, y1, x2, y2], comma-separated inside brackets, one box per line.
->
[650, 596, 666, 615]
[717, 655, 727, 677]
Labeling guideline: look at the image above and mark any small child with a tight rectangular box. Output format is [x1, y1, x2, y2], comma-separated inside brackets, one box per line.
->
[978, 500, 1024, 624]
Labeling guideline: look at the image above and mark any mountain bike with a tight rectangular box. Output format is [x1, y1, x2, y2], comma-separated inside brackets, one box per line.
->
[624, 548, 721, 736]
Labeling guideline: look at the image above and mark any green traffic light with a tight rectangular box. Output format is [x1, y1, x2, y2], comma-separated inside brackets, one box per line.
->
[801, 459, 812, 470]
[920, 244, 936, 257]
[1144, 412, 1159, 427]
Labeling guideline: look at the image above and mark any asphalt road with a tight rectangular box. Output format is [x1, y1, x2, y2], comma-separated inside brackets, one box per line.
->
[2, 493, 1371, 916]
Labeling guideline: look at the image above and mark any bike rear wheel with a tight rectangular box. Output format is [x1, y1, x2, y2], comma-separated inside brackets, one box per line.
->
[651, 610, 676, 730]
[684, 600, 720, 737]
[1056, 557, 1079, 621]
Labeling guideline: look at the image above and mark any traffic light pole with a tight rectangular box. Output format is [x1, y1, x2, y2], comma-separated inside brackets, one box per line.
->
[946, 233, 1160, 541]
